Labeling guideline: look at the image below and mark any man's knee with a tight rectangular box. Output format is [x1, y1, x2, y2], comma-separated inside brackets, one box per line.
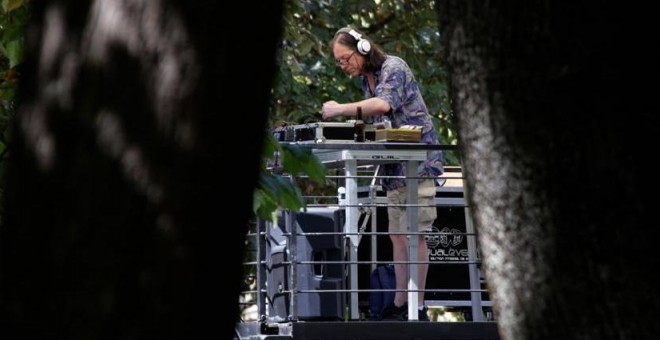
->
[389, 233, 407, 244]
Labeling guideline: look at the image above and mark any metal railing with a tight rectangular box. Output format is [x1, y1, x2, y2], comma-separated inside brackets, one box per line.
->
[240, 144, 493, 326]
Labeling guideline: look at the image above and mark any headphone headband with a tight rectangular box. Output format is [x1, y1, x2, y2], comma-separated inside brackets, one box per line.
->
[337, 27, 371, 55]
[347, 29, 362, 41]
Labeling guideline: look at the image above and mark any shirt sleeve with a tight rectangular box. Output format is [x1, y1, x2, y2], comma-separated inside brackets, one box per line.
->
[375, 62, 407, 114]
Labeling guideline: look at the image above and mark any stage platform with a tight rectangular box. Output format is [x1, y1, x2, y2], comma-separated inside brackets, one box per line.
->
[241, 143, 499, 339]
[235, 320, 500, 340]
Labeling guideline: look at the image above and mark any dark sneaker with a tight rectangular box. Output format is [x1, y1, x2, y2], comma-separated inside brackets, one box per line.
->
[417, 306, 430, 321]
[380, 303, 408, 321]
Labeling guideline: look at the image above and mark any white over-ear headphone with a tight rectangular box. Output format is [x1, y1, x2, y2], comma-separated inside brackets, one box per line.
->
[347, 29, 371, 55]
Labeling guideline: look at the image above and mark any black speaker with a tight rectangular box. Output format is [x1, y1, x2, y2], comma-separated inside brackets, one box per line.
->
[266, 207, 346, 321]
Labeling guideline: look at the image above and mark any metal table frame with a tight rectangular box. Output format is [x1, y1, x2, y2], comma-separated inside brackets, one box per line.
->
[310, 143, 428, 320]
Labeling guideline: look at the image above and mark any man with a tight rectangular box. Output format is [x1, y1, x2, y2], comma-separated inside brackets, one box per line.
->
[321, 27, 444, 321]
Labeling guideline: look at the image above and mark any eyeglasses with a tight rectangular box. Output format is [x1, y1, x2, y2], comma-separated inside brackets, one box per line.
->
[335, 51, 356, 66]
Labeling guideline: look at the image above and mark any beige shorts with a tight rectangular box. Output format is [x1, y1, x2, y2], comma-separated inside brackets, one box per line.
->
[386, 179, 437, 233]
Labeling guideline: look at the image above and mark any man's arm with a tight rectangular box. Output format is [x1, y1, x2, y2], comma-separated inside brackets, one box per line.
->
[321, 97, 390, 120]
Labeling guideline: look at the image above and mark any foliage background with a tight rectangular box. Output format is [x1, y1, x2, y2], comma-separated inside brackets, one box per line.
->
[270, 0, 454, 146]
[253, 0, 457, 220]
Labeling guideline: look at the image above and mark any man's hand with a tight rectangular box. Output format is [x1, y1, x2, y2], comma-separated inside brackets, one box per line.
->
[321, 100, 343, 120]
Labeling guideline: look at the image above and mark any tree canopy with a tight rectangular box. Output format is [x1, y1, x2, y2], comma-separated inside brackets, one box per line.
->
[254, 0, 458, 220]
[270, 0, 454, 145]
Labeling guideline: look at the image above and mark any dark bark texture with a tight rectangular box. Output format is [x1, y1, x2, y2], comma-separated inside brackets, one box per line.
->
[437, 1, 660, 339]
[0, 1, 283, 339]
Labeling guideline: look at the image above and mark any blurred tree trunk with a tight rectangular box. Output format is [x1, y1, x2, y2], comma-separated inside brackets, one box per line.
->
[0, 1, 283, 339]
[437, 1, 659, 339]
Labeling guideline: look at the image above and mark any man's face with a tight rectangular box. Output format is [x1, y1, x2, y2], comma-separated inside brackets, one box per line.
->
[333, 44, 362, 77]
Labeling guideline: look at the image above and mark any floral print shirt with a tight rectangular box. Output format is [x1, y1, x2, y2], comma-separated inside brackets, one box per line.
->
[361, 55, 444, 191]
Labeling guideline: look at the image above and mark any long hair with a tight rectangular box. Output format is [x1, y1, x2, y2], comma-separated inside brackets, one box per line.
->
[330, 27, 387, 73]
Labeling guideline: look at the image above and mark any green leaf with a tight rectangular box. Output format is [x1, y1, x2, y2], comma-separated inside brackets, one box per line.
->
[258, 173, 304, 212]
[252, 189, 278, 221]
[6, 39, 23, 68]
[297, 151, 326, 184]
[2, 0, 24, 13]
[280, 144, 325, 184]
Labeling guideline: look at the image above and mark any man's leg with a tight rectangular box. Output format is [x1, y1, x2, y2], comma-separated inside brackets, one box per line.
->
[390, 234, 409, 307]
[417, 234, 429, 306]
[416, 179, 437, 321]
[381, 187, 410, 320]
[382, 180, 436, 320]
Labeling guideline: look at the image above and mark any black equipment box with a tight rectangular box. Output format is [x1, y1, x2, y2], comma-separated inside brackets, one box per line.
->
[272, 122, 375, 143]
